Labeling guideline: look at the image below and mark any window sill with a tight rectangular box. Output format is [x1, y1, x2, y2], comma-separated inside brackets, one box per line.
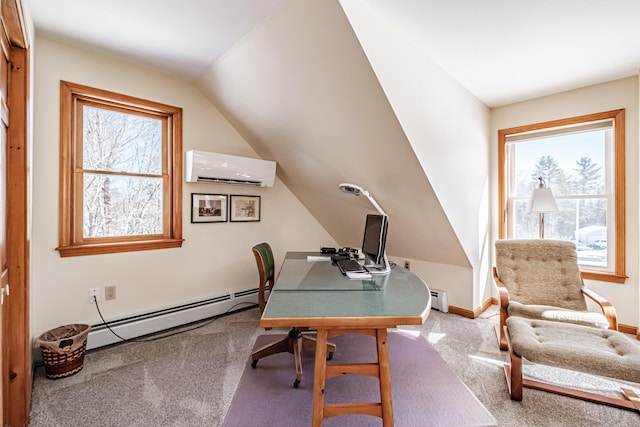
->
[581, 271, 627, 284]
[56, 238, 184, 257]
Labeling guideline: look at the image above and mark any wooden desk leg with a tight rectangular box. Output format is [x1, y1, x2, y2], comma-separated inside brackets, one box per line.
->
[312, 328, 329, 427]
[376, 328, 394, 427]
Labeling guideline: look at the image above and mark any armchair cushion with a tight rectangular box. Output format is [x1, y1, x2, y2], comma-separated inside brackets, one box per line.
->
[508, 301, 610, 329]
[495, 239, 587, 310]
[253, 242, 275, 315]
[506, 317, 640, 383]
[253, 242, 274, 281]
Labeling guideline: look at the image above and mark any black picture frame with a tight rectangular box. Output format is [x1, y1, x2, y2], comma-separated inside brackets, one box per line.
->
[230, 195, 261, 222]
[191, 193, 228, 223]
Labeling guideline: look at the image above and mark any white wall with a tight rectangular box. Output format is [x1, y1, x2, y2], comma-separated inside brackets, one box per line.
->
[30, 36, 337, 338]
[491, 76, 640, 328]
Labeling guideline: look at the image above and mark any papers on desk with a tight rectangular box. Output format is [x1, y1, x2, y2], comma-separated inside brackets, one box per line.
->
[346, 271, 372, 280]
[306, 255, 332, 261]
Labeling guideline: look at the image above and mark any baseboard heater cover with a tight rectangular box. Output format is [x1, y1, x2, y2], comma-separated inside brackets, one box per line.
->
[430, 289, 449, 313]
[85, 288, 259, 350]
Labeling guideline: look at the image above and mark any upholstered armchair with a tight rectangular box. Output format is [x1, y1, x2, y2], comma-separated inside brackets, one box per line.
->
[493, 239, 618, 350]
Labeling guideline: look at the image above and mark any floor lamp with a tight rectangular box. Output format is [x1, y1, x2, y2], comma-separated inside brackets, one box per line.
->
[527, 177, 558, 239]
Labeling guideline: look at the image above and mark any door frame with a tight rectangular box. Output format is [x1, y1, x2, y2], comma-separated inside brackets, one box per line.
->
[2, 0, 30, 425]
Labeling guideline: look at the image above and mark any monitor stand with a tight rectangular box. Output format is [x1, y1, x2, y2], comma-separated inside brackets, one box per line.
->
[364, 254, 391, 275]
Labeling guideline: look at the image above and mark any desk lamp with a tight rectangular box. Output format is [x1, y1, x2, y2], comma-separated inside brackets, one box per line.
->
[338, 183, 390, 273]
[338, 183, 387, 216]
[527, 176, 558, 239]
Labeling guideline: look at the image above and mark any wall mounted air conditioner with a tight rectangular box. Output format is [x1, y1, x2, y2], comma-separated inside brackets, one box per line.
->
[430, 289, 449, 313]
[185, 150, 276, 187]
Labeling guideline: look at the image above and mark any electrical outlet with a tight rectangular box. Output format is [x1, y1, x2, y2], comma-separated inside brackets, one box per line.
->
[105, 285, 116, 301]
[89, 287, 101, 304]
[404, 260, 410, 270]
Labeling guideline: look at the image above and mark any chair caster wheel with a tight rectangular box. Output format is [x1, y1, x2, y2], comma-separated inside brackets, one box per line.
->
[327, 352, 334, 361]
[251, 359, 258, 369]
[293, 379, 301, 388]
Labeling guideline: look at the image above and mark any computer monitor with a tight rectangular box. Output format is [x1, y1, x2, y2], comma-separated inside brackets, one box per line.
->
[361, 214, 390, 274]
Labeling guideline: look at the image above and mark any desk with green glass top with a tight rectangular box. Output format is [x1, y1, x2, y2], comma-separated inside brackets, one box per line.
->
[260, 252, 431, 427]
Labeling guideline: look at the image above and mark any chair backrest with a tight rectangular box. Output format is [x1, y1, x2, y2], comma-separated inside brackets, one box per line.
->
[252, 242, 275, 313]
[494, 239, 587, 310]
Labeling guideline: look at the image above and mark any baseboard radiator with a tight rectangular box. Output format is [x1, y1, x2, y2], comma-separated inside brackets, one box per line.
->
[430, 289, 449, 313]
[85, 288, 259, 350]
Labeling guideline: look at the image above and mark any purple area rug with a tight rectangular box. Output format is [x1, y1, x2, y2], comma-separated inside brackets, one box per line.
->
[223, 330, 496, 426]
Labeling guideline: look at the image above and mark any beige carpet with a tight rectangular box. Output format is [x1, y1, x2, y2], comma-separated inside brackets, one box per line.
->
[28, 307, 640, 426]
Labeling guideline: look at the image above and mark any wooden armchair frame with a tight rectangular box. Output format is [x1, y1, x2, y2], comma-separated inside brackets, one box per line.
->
[503, 322, 640, 412]
[494, 267, 618, 350]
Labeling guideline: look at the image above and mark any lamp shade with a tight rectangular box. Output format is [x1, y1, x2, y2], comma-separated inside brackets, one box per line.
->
[527, 187, 558, 213]
[337, 182, 387, 216]
[338, 183, 364, 196]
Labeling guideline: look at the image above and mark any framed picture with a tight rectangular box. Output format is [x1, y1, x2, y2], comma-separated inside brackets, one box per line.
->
[230, 195, 261, 222]
[191, 193, 228, 223]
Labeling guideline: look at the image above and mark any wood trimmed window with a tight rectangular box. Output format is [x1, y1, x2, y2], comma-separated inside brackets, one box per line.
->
[498, 109, 626, 283]
[57, 81, 183, 257]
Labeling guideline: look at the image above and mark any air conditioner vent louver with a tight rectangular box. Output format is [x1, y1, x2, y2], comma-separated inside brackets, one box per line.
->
[196, 177, 262, 186]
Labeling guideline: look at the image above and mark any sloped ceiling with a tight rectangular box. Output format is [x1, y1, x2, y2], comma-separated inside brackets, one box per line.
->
[28, 1, 640, 107]
[196, 0, 469, 266]
[27, 0, 287, 80]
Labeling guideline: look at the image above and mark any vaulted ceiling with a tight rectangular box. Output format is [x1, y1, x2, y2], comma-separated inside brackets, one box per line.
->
[28, 0, 640, 107]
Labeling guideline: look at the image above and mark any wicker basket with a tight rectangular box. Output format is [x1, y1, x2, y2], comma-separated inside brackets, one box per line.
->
[36, 324, 91, 379]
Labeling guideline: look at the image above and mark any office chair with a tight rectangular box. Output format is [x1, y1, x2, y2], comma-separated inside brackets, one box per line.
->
[250, 242, 335, 388]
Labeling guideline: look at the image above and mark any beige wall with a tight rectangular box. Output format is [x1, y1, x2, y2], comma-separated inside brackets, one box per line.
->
[196, 0, 467, 268]
[491, 76, 640, 328]
[341, 0, 491, 311]
[30, 36, 337, 338]
[197, 0, 490, 313]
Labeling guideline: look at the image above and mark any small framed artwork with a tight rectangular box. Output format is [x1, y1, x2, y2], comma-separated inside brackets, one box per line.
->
[230, 195, 261, 222]
[191, 193, 228, 223]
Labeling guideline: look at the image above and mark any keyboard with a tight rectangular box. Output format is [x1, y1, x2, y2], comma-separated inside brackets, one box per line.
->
[336, 259, 368, 275]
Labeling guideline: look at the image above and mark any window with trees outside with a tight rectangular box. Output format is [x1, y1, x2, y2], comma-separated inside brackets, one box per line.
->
[498, 109, 626, 283]
[57, 81, 184, 257]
